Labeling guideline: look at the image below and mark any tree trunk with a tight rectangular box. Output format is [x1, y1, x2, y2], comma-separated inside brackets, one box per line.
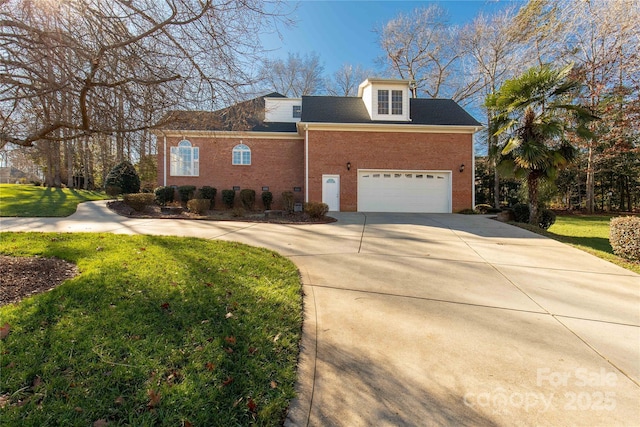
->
[528, 173, 539, 226]
[585, 143, 595, 213]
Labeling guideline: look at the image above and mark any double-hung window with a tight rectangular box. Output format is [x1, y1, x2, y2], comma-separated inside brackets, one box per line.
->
[391, 90, 403, 115]
[292, 105, 302, 118]
[170, 140, 199, 176]
[377, 90, 389, 115]
[378, 89, 403, 115]
[232, 143, 251, 165]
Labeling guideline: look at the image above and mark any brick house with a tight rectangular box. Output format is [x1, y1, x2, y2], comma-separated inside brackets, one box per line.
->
[154, 78, 481, 212]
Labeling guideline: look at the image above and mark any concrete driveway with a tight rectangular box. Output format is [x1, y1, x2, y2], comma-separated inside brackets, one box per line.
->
[1, 202, 639, 426]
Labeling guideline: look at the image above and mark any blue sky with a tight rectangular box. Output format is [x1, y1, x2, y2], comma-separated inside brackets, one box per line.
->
[261, 0, 525, 77]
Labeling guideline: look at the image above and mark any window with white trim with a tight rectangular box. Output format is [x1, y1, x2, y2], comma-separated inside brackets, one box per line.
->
[377, 90, 389, 115]
[292, 105, 302, 118]
[170, 140, 199, 176]
[391, 90, 403, 115]
[232, 143, 251, 165]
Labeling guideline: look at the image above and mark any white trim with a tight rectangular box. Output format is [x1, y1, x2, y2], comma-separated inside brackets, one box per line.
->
[305, 125, 309, 203]
[152, 130, 302, 140]
[472, 138, 476, 209]
[162, 134, 167, 186]
[299, 122, 482, 134]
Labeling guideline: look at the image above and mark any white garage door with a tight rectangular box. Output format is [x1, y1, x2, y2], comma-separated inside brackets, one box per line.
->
[358, 170, 451, 213]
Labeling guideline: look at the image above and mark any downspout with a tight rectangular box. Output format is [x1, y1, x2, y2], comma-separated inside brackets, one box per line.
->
[163, 133, 167, 187]
[304, 124, 309, 203]
[472, 132, 476, 209]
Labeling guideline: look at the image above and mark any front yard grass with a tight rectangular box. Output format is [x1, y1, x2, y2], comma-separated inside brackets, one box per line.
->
[0, 232, 302, 426]
[0, 184, 108, 217]
[517, 214, 640, 274]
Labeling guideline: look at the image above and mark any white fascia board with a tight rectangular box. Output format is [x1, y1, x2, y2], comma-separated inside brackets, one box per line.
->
[357, 78, 412, 97]
[299, 122, 483, 134]
[152, 129, 303, 140]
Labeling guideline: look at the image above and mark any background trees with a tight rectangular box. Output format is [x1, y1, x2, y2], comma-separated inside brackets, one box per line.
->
[1, 0, 285, 187]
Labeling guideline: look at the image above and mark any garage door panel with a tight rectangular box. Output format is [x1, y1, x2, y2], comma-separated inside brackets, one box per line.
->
[358, 170, 450, 213]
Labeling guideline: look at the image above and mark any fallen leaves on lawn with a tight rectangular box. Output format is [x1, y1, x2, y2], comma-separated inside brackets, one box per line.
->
[222, 376, 234, 386]
[147, 389, 161, 408]
[205, 362, 215, 371]
[270, 381, 278, 389]
[224, 336, 236, 345]
[0, 323, 11, 339]
[93, 420, 109, 427]
[247, 398, 257, 413]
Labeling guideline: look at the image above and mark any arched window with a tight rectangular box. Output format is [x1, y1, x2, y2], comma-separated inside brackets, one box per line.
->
[232, 143, 251, 165]
[170, 140, 199, 176]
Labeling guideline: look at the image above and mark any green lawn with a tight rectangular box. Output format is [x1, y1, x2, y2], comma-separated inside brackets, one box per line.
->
[0, 184, 108, 217]
[0, 232, 302, 426]
[521, 214, 640, 274]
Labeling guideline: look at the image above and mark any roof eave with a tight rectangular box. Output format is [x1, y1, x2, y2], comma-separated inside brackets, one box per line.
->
[298, 121, 483, 134]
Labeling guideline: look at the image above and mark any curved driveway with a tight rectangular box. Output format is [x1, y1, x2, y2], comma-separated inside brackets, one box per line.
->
[1, 201, 639, 426]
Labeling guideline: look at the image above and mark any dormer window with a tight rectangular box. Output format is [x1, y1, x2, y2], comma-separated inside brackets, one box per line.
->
[377, 90, 389, 115]
[391, 90, 403, 115]
[293, 105, 302, 118]
[377, 89, 403, 115]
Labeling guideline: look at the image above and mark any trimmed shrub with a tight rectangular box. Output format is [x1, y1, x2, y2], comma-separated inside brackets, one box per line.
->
[304, 202, 329, 219]
[512, 203, 530, 223]
[262, 191, 273, 210]
[104, 161, 140, 194]
[538, 209, 556, 230]
[282, 191, 295, 213]
[222, 189, 235, 209]
[200, 186, 217, 209]
[154, 186, 175, 206]
[123, 193, 155, 212]
[187, 198, 210, 215]
[610, 217, 640, 261]
[239, 189, 256, 210]
[105, 185, 121, 199]
[231, 207, 245, 217]
[177, 185, 196, 203]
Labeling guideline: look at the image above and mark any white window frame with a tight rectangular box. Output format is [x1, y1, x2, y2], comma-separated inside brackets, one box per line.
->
[232, 143, 251, 165]
[292, 105, 302, 118]
[377, 90, 389, 115]
[170, 140, 199, 176]
[391, 90, 403, 115]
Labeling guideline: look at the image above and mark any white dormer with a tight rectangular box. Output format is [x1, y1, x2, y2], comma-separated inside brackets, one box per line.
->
[357, 79, 411, 122]
[264, 97, 302, 123]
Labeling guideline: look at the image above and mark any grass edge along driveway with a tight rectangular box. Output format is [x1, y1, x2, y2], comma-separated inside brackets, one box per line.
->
[516, 214, 640, 274]
[0, 184, 108, 217]
[0, 232, 302, 426]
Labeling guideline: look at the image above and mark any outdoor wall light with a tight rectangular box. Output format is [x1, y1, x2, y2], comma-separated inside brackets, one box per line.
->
[347, 162, 351, 171]
[459, 164, 465, 173]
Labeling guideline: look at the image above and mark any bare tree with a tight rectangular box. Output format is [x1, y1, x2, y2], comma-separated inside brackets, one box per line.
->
[261, 52, 325, 97]
[459, 7, 527, 208]
[1, 0, 288, 186]
[554, 0, 640, 213]
[376, 5, 471, 101]
[326, 64, 372, 96]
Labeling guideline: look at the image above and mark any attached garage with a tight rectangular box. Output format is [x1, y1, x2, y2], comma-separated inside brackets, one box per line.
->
[357, 170, 451, 213]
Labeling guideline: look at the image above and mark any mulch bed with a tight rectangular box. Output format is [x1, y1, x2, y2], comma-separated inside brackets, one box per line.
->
[107, 201, 336, 224]
[0, 255, 79, 307]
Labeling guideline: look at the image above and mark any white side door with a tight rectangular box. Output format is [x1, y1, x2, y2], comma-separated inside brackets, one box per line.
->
[322, 174, 340, 211]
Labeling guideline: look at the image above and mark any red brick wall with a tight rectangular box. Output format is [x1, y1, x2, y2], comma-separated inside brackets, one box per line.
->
[157, 135, 304, 209]
[306, 130, 473, 212]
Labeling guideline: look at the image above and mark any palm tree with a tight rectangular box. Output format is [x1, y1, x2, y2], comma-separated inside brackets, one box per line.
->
[486, 63, 596, 225]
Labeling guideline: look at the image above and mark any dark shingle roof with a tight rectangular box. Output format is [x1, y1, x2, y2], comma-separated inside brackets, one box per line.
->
[158, 92, 297, 132]
[301, 96, 481, 127]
